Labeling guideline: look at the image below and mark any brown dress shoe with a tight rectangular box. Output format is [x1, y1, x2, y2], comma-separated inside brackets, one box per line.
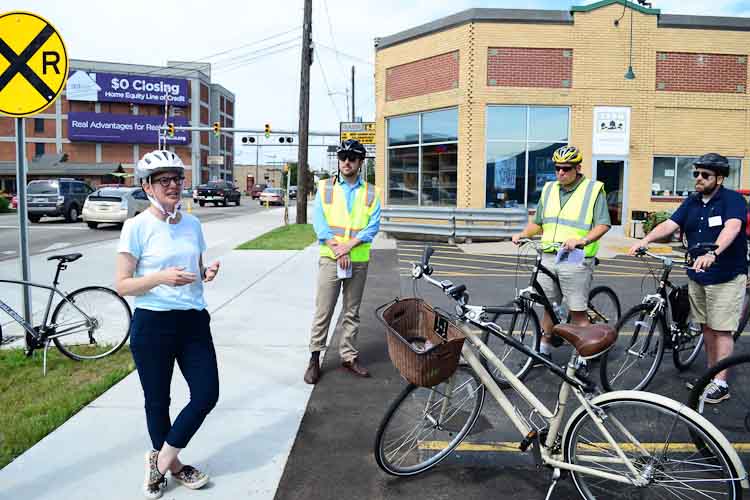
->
[304, 355, 320, 384]
[342, 358, 370, 378]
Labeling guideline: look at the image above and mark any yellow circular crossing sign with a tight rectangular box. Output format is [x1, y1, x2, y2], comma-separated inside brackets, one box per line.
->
[0, 11, 68, 117]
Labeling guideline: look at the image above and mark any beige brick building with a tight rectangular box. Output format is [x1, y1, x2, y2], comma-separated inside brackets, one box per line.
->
[374, 0, 750, 229]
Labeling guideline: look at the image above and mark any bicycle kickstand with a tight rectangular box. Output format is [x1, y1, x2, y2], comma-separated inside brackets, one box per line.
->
[545, 468, 562, 500]
[42, 339, 52, 376]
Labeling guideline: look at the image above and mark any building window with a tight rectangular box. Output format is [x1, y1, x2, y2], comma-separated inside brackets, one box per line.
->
[651, 156, 742, 197]
[34, 142, 45, 158]
[34, 118, 44, 133]
[485, 105, 570, 208]
[386, 108, 458, 206]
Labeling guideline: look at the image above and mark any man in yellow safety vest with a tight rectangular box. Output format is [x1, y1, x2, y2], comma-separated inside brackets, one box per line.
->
[511, 145, 611, 362]
[304, 139, 381, 384]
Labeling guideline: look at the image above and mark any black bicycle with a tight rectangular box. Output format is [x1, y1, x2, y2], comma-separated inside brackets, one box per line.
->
[480, 239, 621, 387]
[0, 253, 132, 373]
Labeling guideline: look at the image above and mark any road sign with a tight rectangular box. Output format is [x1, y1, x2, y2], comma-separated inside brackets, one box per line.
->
[0, 11, 69, 117]
[340, 121, 375, 157]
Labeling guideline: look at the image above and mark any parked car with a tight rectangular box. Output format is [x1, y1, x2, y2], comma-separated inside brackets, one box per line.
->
[288, 186, 298, 200]
[27, 178, 94, 223]
[259, 187, 285, 206]
[250, 183, 269, 200]
[82, 186, 150, 229]
[193, 180, 241, 207]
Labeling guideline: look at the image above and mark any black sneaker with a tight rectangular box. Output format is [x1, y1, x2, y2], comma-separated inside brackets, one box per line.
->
[702, 383, 730, 404]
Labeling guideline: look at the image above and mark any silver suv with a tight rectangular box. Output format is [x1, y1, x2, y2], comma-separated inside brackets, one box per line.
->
[27, 179, 94, 223]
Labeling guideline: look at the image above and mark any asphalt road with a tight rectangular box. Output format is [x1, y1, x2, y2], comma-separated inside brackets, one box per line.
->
[276, 242, 750, 500]
[0, 197, 265, 262]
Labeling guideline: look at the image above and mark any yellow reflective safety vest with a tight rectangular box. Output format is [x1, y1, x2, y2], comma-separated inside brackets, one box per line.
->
[319, 178, 380, 262]
[540, 177, 604, 258]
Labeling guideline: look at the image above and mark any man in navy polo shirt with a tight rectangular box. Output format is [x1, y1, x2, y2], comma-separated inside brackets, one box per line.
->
[630, 153, 747, 404]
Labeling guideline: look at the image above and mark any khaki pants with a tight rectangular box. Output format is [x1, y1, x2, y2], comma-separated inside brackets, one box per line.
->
[688, 274, 746, 332]
[309, 257, 369, 362]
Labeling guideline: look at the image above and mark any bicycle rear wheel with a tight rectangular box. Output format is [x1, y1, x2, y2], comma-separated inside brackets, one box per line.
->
[673, 322, 704, 370]
[587, 286, 621, 326]
[374, 366, 485, 476]
[600, 303, 665, 391]
[734, 283, 750, 343]
[689, 353, 750, 459]
[565, 396, 743, 500]
[52, 286, 131, 360]
[483, 304, 541, 388]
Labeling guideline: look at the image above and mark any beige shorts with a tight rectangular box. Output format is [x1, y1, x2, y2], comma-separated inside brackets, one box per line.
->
[537, 253, 595, 312]
[688, 274, 747, 332]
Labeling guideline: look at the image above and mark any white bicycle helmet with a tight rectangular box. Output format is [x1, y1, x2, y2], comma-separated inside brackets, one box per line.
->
[135, 150, 184, 184]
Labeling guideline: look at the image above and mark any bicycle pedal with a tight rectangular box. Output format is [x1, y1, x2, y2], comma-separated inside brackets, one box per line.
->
[519, 430, 537, 452]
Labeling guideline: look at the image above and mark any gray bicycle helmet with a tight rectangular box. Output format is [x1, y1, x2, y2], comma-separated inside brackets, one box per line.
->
[693, 153, 730, 177]
[135, 150, 185, 184]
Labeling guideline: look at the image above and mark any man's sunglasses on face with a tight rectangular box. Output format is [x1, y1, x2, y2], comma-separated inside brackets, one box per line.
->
[338, 152, 362, 162]
[692, 171, 715, 180]
[555, 165, 575, 172]
[153, 175, 185, 187]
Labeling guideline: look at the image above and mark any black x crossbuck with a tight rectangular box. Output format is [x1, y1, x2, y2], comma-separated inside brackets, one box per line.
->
[0, 23, 57, 102]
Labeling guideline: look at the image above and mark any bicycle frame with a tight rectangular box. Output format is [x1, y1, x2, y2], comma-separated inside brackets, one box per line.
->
[0, 278, 92, 344]
[455, 310, 650, 485]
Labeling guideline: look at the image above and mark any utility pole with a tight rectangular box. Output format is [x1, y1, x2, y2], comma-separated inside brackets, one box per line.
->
[351, 65, 355, 122]
[296, 0, 312, 225]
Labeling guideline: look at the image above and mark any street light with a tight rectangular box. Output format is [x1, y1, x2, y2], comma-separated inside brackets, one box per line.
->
[328, 88, 350, 121]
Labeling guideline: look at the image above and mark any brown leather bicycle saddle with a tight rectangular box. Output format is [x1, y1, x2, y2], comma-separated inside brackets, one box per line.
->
[551, 324, 617, 359]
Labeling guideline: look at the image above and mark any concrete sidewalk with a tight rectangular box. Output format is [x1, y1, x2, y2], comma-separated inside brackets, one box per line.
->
[0, 207, 323, 499]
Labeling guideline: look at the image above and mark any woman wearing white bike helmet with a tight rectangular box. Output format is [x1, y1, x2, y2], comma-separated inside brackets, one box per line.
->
[115, 150, 220, 499]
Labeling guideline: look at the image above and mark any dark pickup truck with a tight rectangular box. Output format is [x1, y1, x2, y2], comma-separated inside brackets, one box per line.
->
[193, 181, 241, 207]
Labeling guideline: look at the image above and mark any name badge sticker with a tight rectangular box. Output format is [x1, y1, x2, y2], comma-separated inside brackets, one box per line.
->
[708, 215, 723, 227]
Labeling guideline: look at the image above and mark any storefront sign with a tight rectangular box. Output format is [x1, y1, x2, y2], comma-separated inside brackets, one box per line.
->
[592, 106, 630, 156]
[68, 112, 190, 144]
[66, 70, 189, 107]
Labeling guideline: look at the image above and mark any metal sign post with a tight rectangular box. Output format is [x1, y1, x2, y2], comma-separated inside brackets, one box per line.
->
[15, 118, 32, 327]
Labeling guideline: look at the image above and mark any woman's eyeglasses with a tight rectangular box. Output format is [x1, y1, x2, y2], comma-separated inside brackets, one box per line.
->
[692, 171, 715, 180]
[153, 175, 185, 187]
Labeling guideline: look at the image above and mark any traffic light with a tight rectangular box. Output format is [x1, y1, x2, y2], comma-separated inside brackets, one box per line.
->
[213, 121, 220, 137]
[264, 123, 271, 138]
[278, 136, 294, 144]
[241, 136, 256, 145]
[167, 123, 175, 137]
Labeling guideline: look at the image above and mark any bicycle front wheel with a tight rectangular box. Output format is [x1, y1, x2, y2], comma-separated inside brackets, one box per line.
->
[734, 283, 750, 343]
[587, 286, 621, 326]
[483, 304, 541, 388]
[374, 366, 485, 476]
[565, 396, 743, 500]
[600, 304, 665, 391]
[673, 322, 704, 370]
[51, 286, 132, 360]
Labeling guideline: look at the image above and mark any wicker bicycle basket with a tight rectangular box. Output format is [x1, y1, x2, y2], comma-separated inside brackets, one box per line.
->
[377, 297, 466, 387]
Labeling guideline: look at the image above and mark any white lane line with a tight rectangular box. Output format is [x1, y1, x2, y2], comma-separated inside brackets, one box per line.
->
[0, 225, 90, 231]
[40, 242, 72, 252]
[2, 251, 15, 255]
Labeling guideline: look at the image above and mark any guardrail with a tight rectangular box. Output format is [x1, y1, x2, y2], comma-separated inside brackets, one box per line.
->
[381, 207, 528, 243]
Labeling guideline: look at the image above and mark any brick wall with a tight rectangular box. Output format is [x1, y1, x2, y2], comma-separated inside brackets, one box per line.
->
[487, 47, 573, 88]
[62, 143, 96, 163]
[101, 143, 133, 163]
[386, 51, 459, 101]
[656, 52, 747, 93]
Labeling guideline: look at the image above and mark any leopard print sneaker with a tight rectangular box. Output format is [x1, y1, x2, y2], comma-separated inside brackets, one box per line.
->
[172, 465, 209, 490]
[143, 450, 167, 499]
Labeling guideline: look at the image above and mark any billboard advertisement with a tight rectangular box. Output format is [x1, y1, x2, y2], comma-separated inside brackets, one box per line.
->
[66, 70, 189, 107]
[68, 112, 190, 145]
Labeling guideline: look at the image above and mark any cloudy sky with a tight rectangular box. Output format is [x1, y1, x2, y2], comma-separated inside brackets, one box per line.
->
[8, 1, 750, 167]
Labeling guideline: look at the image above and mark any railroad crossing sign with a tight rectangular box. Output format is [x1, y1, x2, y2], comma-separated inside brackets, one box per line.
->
[0, 11, 69, 117]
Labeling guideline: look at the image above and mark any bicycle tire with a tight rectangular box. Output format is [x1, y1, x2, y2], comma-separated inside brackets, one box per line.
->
[600, 303, 665, 391]
[672, 322, 704, 371]
[689, 352, 750, 414]
[565, 396, 743, 500]
[482, 304, 542, 388]
[587, 286, 621, 326]
[734, 284, 750, 342]
[374, 366, 485, 476]
[52, 286, 132, 361]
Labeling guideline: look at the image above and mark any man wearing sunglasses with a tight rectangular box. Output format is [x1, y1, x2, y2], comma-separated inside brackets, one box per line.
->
[512, 145, 611, 362]
[629, 153, 747, 403]
[304, 139, 381, 384]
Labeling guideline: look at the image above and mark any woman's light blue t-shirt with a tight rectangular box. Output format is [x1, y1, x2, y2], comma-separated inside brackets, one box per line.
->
[118, 211, 207, 311]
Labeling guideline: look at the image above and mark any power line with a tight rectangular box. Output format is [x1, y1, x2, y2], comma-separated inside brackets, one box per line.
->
[213, 43, 301, 74]
[316, 57, 343, 121]
[320, 0, 347, 80]
[316, 43, 373, 66]
[211, 37, 302, 70]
